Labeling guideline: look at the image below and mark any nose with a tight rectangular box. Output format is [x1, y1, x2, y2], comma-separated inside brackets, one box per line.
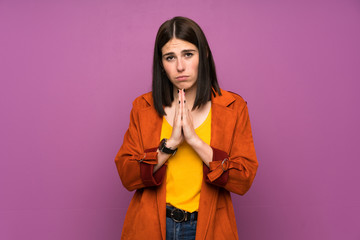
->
[176, 58, 185, 72]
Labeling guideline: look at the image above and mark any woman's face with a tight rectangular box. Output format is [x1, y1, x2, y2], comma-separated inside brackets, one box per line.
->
[161, 38, 199, 91]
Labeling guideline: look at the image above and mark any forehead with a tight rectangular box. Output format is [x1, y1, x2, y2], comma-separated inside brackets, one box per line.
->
[161, 38, 198, 54]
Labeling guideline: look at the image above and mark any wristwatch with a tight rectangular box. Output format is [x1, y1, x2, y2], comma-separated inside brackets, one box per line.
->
[158, 138, 177, 155]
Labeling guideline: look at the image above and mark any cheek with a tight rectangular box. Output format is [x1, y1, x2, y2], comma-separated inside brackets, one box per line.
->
[162, 62, 173, 74]
[191, 56, 199, 70]
[192, 61, 199, 74]
[162, 66, 171, 77]
[163, 65, 175, 82]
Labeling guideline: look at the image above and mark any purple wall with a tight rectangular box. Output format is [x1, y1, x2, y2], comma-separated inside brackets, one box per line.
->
[1, 0, 359, 239]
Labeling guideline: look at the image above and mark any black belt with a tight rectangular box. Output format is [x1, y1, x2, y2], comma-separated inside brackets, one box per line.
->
[166, 207, 198, 223]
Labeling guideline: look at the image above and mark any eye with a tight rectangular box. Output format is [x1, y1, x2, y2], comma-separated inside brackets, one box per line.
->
[184, 52, 193, 58]
[165, 55, 175, 61]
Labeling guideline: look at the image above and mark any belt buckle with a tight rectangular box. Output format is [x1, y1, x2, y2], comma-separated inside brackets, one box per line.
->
[171, 208, 187, 223]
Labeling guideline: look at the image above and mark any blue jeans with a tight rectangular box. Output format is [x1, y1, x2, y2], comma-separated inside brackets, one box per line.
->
[166, 206, 197, 240]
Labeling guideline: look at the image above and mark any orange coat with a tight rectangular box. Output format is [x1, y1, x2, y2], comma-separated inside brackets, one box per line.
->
[115, 89, 258, 240]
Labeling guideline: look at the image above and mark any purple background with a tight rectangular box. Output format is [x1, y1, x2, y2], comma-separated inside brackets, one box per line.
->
[1, 0, 359, 239]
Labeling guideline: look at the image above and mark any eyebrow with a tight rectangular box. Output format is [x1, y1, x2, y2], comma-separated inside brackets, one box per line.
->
[162, 49, 197, 57]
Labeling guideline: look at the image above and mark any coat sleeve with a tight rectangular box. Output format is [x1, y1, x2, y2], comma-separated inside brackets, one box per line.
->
[204, 101, 258, 195]
[114, 102, 166, 191]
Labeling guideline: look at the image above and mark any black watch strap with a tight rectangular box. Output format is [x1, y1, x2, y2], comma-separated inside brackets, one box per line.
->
[158, 138, 177, 155]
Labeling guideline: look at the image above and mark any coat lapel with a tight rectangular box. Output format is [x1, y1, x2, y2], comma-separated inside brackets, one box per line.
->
[210, 93, 237, 153]
[196, 90, 237, 240]
[138, 106, 162, 149]
[137, 93, 167, 239]
[138, 93, 162, 149]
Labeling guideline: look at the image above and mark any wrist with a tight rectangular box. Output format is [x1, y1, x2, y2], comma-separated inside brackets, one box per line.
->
[187, 136, 202, 149]
[166, 138, 180, 150]
[158, 138, 178, 155]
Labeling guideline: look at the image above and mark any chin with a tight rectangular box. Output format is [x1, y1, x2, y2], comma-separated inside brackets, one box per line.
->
[174, 83, 196, 91]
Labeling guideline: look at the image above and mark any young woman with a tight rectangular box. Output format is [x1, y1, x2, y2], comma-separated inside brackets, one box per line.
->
[115, 16, 258, 240]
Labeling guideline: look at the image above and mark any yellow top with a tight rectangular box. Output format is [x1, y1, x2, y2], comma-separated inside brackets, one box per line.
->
[161, 109, 211, 213]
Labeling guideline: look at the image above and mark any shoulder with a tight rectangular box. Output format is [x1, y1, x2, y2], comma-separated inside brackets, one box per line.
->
[223, 89, 246, 103]
[132, 91, 153, 109]
[213, 89, 247, 108]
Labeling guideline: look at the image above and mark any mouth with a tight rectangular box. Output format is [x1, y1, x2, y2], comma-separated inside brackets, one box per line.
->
[176, 75, 189, 81]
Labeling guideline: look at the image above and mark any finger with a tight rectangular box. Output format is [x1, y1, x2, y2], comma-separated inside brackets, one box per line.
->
[180, 89, 183, 121]
[170, 89, 183, 146]
[188, 108, 193, 121]
[174, 89, 180, 116]
[173, 89, 181, 127]
[183, 89, 191, 122]
[183, 88, 187, 110]
[183, 106, 192, 127]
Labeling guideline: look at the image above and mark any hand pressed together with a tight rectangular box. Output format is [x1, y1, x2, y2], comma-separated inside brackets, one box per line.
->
[167, 89, 201, 149]
[154, 89, 213, 173]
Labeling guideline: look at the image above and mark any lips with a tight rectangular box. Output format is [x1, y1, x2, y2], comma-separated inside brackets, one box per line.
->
[176, 75, 189, 81]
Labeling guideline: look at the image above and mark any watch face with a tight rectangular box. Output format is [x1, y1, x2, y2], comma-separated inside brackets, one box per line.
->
[159, 139, 166, 151]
